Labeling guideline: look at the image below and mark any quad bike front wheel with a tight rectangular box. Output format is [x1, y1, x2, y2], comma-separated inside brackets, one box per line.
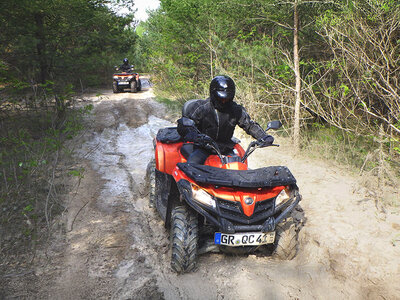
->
[273, 213, 298, 260]
[112, 81, 119, 93]
[170, 205, 198, 273]
[130, 80, 137, 93]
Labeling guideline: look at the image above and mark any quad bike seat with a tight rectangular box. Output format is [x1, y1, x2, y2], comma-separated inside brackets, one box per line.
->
[177, 163, 296, 188]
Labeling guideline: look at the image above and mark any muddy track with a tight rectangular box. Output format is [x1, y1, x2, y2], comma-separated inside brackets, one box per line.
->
[3, 77, 399, 299]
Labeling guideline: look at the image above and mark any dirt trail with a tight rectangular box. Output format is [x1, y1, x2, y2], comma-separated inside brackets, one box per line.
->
[7, 78, 399, 299]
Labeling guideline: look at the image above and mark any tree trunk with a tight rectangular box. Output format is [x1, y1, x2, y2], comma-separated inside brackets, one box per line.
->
[210, 34, 213, 79]
[209, 25, 213, 79]
[293, 0, 301, 154]
[34, 12, 47, 84]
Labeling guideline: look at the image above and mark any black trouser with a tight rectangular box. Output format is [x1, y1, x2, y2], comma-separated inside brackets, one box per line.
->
[180, 143, 210, 164]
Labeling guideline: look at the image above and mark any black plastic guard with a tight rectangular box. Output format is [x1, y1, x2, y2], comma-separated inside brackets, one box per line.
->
[177, 163, 296, 188]
[156, 127, 182, 144]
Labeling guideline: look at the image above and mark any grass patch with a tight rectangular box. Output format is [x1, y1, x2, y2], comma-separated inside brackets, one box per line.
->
[302, 123, 400, 178]
[154, 95, 183, 114]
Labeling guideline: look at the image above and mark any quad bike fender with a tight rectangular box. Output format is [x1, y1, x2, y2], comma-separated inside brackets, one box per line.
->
[274, 186, 302, 225]
[154, 169, 181, 227]
[156, 171, 171, 222]
[175, 178, 221, 226]
[164, 179, 180, 228]
[155, 141, 185, 174]
[154, 164, 188, 227]
[175, 178, 240, 233]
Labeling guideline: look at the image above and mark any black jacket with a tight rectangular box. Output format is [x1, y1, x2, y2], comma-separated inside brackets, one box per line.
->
[120, 63, 131, 72]
[177, 98, 267, 153]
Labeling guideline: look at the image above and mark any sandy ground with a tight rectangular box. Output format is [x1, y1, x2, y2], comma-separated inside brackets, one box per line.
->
[2, 77, 400, 299]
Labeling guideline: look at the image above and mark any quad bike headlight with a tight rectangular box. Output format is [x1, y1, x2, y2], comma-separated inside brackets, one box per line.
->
[113, 76, 119, 79]
[191, 185, 216, 209]
[275, 187, 291, 206]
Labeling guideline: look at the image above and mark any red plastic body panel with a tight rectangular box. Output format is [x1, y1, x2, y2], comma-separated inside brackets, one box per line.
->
[155, 141, 186, 174]
[204, 143, 248, 169]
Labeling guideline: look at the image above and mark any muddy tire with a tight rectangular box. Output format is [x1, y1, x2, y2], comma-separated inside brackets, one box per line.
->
[273, 216, 298, 260]
[146, 158, 156, 208]
[170, 205, 198, 273]
[137, 79, 142, 91]
[112, 81, 119, 93]
[130, 80, 137, 93]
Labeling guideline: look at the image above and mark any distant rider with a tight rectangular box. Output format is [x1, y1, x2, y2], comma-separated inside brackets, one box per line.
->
[177, 75, 274, 164]
[120, 58, 131, 72]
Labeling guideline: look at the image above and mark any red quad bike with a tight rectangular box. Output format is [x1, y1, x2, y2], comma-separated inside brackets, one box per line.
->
[147, 120, 302, 273]
[112, 66, 142, 93]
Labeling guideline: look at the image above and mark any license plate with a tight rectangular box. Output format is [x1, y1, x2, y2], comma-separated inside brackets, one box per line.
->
[214, 232, 275, 247]
[118, 81, 129, 85]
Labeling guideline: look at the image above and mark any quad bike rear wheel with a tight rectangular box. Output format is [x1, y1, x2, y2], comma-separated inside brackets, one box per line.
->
[170, 205, 198, 273]
[273, 213, 298, 260]
[130, 80, 137, 93]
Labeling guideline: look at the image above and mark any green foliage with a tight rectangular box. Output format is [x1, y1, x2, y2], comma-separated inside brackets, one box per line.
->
[136, 0, 400, 181]
[68, 167, 85, 178]
[154, 96, 183, 113]
[0, 91, 92, 254]
[141, 0, 332, 108]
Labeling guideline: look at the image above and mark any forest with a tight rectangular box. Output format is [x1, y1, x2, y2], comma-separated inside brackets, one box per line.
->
[141, 0, 400, 173]
[0, 0, 399, 266]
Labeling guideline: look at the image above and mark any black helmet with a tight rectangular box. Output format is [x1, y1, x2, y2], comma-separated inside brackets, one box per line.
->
[210, 75, 235, 111]
[123, 58, 129, 64]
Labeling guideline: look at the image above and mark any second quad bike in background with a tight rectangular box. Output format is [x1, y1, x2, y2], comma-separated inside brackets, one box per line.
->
[112, 65, 142, 93]
[147, 120, 302, 273]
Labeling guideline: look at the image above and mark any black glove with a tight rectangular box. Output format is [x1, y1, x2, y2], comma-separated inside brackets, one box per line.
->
[258, 135, 274, 145]
[196, 134, 213, 145]
[184, 131, 198, 142]
[184, 132, 214, 147]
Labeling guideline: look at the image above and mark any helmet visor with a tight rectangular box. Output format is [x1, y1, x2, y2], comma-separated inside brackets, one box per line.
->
[216, 90, 234, 103]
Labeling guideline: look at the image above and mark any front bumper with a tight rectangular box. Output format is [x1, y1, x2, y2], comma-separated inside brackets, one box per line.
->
[114, 80, 131, 87]
[177, 179, 301, 234]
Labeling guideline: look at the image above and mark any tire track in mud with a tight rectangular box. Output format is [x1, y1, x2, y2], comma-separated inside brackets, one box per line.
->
[77, 92, 183, 299]
[103, 152, 138, 198]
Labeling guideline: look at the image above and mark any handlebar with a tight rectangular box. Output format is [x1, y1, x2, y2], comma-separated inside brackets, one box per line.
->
[195, 139, 225, 162]
[241, 141, 279, 163]
[184, 118, 282, 165]
[196, 138, 279, 165]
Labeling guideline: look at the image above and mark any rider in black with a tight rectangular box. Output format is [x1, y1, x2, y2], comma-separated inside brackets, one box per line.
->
[120, 58, 131, 72]
[177, 75, 274, 164]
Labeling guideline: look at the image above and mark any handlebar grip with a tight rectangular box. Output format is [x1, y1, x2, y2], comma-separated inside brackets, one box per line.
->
[255, 141, 280, 147]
